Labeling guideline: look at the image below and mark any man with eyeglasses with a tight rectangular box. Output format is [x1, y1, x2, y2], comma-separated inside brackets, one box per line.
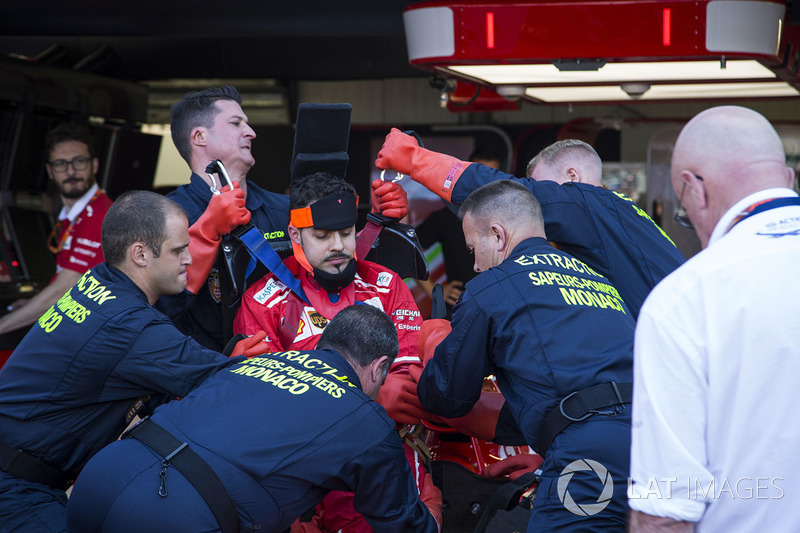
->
[628, 106, 800, 532]
[0, 124, 112, 335]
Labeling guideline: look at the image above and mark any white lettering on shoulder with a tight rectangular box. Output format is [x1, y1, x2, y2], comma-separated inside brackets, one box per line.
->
[254, 278, 283, 305]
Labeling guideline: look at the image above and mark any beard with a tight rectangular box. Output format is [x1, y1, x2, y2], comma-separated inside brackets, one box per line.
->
[57, 175, 94, 200]
[323, 252, 353, 272]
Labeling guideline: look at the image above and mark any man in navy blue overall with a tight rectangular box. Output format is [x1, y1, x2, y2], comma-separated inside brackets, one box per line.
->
[415, 181, 633, 532]
[376, 130, 685, 318]
[67, 305, 441, 533]
[158, 85, 290, 351]
[160, 88, 406, 351]
[0, 192, 254, 532]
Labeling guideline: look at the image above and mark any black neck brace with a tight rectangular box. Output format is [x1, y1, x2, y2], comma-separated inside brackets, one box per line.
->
[313, 259, 356, 292]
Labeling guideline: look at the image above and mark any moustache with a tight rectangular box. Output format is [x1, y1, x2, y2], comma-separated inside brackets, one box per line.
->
[324, 253, 352, 262]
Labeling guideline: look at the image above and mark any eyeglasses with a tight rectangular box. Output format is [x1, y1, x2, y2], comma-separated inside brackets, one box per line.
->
[48, 156, 92, 173]
[673, 174, 703, 230]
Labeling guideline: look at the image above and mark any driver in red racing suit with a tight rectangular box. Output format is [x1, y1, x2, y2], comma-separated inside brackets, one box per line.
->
[234, 171, 440, 532]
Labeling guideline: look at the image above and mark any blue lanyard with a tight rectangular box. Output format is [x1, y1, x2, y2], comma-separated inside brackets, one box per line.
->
[728, 197, 800, 232]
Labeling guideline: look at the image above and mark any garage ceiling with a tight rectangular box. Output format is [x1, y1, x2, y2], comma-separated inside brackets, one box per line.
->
[0, 1, 422, 81]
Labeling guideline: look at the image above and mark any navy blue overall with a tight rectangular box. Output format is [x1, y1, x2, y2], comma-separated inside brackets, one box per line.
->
[67, 349, 438, 533]
[418, 238, 634, 532]
[452, 165, 685, 318]
[0, 263, 236, 532]
[159, 173, 290, 350]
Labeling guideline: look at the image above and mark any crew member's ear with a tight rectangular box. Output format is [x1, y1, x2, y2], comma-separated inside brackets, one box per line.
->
[786, 167, 796, 189]
[190, 127, 207, 148]
[565, 167, 579, 182]
[130, 242, 149, 267]
[370, 355, 391, 386]
[490, 223, 507, 253]
[288, 223, 302, 245]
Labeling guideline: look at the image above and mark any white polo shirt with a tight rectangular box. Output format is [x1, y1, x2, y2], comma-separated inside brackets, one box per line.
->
[629, 188, 800, 531]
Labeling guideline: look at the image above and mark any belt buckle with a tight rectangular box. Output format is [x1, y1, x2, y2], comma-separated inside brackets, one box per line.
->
[589, 381, 626, 418]
[558, 391, 593, 422]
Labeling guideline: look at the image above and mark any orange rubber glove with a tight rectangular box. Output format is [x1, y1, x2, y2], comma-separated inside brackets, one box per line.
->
[370, 179, 409, 219]
[434, 390, 506, 441]
[230, 330, 269, 358]
[417, 319, 452, 366]
[186, 182, 251, 293]
[419, 472, 443, 532]
[376, 370, 437, 426]
[408, 366, 504, 440]
[375, 128, 471, 203]
[482, 453, 543, 481]
[289, 515, 325, 533]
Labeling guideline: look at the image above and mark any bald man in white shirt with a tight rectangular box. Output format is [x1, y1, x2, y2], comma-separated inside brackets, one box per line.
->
[629, 106, 800, 532]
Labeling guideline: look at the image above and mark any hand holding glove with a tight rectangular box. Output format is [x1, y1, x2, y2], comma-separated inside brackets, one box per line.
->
[376, 370, 436, 426]
[375, 128, 470, 203]
[203, 182, 251, 238]
[408, 366, 505, 440]
[374, 128, 420, 176]
[186, 182, 251, 293]
[482, 453, 543, 481]
[434, 390, 506, 441]
[230, 330, 268, 358]
[417, 319, 452, 366]
[370, 179, 408, 220]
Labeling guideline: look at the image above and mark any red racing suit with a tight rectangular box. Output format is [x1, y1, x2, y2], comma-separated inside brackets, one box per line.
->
[53, 186, 112, 280]
[234, 256, 426, 532]
[234, 256, 422, 370]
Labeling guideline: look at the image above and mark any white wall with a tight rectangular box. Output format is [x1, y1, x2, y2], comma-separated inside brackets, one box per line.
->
[146, 78, 800, 187]
[296, 77, 800, 163]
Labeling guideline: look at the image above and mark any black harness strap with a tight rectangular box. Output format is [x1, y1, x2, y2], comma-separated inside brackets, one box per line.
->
[472, 471, 539, 533]
[538, 382, 632, 456]
[126, 418, 240, 533]
[0, 440, 73, 490]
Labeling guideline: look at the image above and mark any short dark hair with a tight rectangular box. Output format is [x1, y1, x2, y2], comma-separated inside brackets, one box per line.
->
[101, 191, 186, 267]
[459, 180, 543, 224]
[289, 171, 358, 211]
[170, 85, 242, 164]
[469, 147, 502, 166]
[44, 123, 95, 160]
[317, 305, 399, 369]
